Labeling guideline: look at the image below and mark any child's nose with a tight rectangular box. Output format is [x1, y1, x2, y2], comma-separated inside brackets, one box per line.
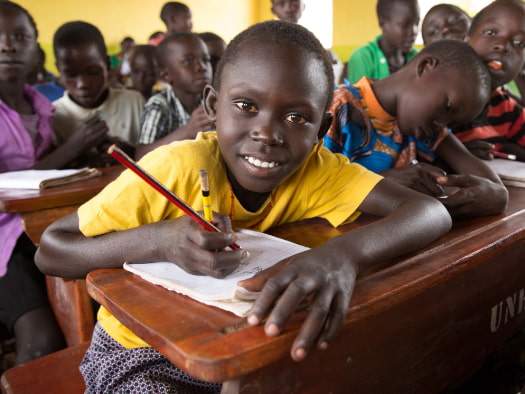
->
[251, 123, 284, 146]
[0, 35, 16, 53]
[492, 38, 511, 53]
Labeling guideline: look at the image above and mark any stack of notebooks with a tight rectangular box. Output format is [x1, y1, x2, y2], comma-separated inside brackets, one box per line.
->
[485, 158, 525, 187]
[0, 168, 102, 189]
[124, 229, 310, 317]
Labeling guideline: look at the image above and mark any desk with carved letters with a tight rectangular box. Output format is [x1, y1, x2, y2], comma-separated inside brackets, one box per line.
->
[86, 186, 525, 393]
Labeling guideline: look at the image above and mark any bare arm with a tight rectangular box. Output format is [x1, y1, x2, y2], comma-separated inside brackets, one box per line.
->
[240, 179, 451, 361]
[436, 134, 508, 217]
[35, 211, 245, 279]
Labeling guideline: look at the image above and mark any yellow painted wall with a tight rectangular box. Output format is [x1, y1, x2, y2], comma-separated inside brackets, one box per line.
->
[16, 0, 264, 74]
[15, 0, 378, 74]
[332, 0, 379, 64]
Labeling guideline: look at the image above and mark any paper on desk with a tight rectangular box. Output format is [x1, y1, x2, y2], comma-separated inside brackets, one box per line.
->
[124, 229, 310, 316]
[0, 168, 101, 189]
[485, 158, 525, 187]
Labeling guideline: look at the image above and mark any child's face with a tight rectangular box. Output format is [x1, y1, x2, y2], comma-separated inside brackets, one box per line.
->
[397, 64, 488, 140]
[0, 8, 37, 83]
[422, 6, 470, 45]
[271, 0, 305, 23]
[168, 10, 192, 33]
[130, 53, 158, 97]
[466, 1, 525, 90]
[204, 43, 329, 195]
[56, 43, 109, 109]
[380, 0, 420, 53]
[160, 37, 212, 96]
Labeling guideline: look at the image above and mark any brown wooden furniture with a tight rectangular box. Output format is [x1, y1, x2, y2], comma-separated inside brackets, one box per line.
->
[0, 166, 122, 347]
[86, 186, 525, 393]
[0, 341, 89, 394]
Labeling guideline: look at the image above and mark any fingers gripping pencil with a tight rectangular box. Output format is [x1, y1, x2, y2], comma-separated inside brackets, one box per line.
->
[108, 144, 239, 249]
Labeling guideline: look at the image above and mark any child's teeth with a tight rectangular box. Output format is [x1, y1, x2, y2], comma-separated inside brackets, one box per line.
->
[246, 156, 277, 168]
[488, 60, 502, 70]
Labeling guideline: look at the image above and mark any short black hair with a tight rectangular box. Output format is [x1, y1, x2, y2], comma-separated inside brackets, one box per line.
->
[129, 44, 157, 67]
[213, 20, 334, 111]
[198, 32, 225, 44]
[155, 32, 203, 68]
[412, 39, 491, 93]
[469, 0, 525, 36]
[53, 21, 107, 60]
[376, 0, 418, 20]
[0, 1, 38, 38]
[160, 2, 190, 23]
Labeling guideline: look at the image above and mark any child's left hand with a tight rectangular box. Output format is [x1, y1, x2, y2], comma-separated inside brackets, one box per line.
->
[238, 247, 357, 362]
[435, 174, 508, 217]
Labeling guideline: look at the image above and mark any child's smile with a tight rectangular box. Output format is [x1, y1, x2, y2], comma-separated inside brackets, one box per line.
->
[205, 42, 330, 200]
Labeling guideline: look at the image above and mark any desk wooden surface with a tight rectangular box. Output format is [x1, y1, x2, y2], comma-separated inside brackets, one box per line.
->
[86, 187, 525, 393]
[0, 166, 122, 214]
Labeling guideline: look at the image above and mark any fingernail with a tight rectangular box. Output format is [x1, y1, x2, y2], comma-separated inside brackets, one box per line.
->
[319, 342, 328, 350]
[241, 251, 250, 260]
[265, 322, 280, 336]
[294, 348, 306, 360]
[437, 176, 447, 183]
[247, 314, 259, 325]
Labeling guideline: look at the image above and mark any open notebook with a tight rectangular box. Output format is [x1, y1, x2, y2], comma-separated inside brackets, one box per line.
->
[0, 168, 102, 189]
[485, 158, 525, 187]
[124, 229, 310, 317]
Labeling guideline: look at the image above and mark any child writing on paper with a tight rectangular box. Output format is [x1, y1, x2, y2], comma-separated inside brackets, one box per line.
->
[36, 21, 452, 392]
[451, 0, 525, 162]
[135, 33, 213, 159]
[324, 39, 509, 219]
[52, 21, 145, 167]
[0, 1, 112, 365]
[347, 0, 420, 84]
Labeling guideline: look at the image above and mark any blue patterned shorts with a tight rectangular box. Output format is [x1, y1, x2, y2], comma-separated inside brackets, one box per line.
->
[80, 323, 222, 393]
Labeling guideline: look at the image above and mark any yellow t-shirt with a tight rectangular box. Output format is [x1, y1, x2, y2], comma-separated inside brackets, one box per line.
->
[79, 131, 382, 348]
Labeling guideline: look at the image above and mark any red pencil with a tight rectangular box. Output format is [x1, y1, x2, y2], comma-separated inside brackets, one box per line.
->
[108, 145, 240, 249]
[489, 151, 517, 160]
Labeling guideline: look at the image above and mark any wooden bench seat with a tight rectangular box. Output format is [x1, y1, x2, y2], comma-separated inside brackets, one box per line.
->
[0, 341, 89, 394]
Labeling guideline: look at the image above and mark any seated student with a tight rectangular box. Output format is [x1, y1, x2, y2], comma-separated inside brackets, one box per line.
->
[128, 45, 159, 101]
[161, 1, 192, 35]
[198, 31, 226, 76]
[148, 30, 165, 46]
[421, 3, 471, 46]
[347, 0, 420, 84]
[108, 36, 135, 88]
[270, 0, 344, 85]
[0, 1, 114, 366]
[135, 32, 213, 159]
[452, 0, 525, 162]
[324, 39, 508, 219]
[35, 20, 452, 392]
[52, 21, 145, 167]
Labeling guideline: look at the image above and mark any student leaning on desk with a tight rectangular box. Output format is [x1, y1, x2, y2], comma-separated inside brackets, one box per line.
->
[36, 21, 452, 392]
[324, 39, 508, 219]
[0, 1, 116, 367]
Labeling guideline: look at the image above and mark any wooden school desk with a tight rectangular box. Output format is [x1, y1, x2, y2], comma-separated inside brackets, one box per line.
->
[86, 186, 525, 394]
[0, 165, 122, 346]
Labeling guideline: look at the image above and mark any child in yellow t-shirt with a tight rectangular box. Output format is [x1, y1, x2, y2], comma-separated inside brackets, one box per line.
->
[36, 20, 451, 392]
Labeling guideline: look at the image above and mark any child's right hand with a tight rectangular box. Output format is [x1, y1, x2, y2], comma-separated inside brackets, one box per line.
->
[67, 115, 109, 152]
[462, 140, 495, 160]
[158, 212, 246, 279]
[380, 163, 447, 197]
[183, 107, 213, 139]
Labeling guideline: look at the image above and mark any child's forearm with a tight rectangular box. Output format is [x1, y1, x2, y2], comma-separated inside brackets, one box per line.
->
[36, 213, 170, 279]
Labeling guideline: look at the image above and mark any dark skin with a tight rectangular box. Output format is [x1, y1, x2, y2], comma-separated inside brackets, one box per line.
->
[462, 0, 525, 160]
[371, 53, 508, 218]
[378, 0, 420, 69]
[36, 40, 452, 362]
[135, 36, 213, 160]
[0, 7, 67, 364]
[421, 4, 471, 46]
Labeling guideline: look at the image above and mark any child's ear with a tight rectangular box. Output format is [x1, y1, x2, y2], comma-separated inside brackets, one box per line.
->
[203, 84, 218, 122]
[416, 56, 439, 77]
[316, 112, 334, 142]
[158, 67, 171, 83]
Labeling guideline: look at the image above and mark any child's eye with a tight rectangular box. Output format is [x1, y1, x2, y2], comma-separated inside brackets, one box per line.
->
[14, 33, 30, 41]
[284, 113, 307, 124]
[513, 39, 525, 48]
[180, 58, 195, 66]
[483, 29, 496, 37]
[234, 101, 258, 113]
